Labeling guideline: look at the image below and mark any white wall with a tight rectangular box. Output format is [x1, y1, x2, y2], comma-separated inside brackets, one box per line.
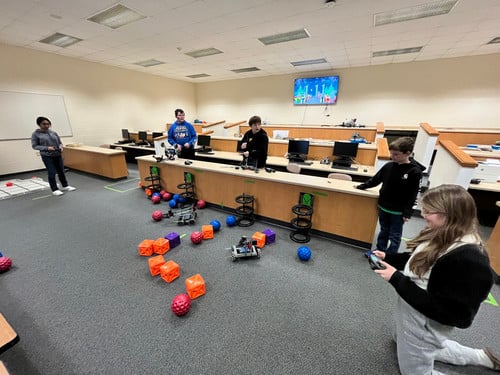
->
[0, 43, 195, 175]
[1, 41, 499, 175]
[195, 54, 500, 128]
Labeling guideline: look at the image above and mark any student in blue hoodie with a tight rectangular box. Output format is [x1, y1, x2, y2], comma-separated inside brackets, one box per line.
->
[31, 116, 76, 196]
[167, 109, 197, 159]
[356, 137, 424, 254]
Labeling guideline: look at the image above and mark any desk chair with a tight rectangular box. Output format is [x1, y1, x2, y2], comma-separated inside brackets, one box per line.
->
[328, 173, 352, 181]
[287, 163, 302, 174]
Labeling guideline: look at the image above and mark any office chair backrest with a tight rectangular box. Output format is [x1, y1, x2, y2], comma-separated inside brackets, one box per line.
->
[328, 173, 352, 181]
[287, 163, 302, 174]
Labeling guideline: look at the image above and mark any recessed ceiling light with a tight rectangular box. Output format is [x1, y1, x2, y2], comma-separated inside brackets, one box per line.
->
[88, 4, 146, 29]
[291, 58, 328, 66]
[487, 37, 500, 44]
[374, 0, 458, 27]
[186, 74, 211, 78]
[258, 29, 310, 46]
[184, 48, 223, 58]
[134, 59, 165, 67]
[39, 33, 82, 48]
[372, 46, 423, 57]
[231, 67, 261, 73]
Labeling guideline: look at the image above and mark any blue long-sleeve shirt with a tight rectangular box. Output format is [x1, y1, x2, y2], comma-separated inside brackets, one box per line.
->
[31, 129, 63, 156]
[167, 121, 197, 148]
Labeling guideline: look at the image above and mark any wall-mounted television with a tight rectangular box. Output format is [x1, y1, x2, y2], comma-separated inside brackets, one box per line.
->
[293, 76, 339, 105]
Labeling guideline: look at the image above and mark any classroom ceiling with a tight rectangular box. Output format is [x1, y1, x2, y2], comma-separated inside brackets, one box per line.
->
[1, 0, 499, 82]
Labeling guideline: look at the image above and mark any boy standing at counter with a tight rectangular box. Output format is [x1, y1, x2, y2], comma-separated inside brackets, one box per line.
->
[167, 108, 197, 159]
[356, 137, 424, 254]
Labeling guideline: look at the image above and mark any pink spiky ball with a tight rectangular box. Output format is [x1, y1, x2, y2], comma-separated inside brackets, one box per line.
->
[171, 293, 191, 316]
[0, 257, 12, 272]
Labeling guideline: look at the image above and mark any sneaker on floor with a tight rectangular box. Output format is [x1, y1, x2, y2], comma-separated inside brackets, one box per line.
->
[61, 186, 76, 191]
[484, 348, 500, 371]
[52, 190, 64, 196]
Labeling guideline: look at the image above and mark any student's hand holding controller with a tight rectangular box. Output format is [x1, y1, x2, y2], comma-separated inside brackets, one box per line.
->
[372, 250, 397, 281]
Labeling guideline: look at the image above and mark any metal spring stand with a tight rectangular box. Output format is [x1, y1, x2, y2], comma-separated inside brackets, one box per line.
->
[177, 172, 196, 205]
[290, 192, 314, 243]
[235, 193, 255, 227]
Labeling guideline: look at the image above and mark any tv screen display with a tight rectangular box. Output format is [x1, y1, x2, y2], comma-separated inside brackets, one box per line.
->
[333, 142, 358, 158]
[293, 76, 339, 105]
[288, 140, 310, 156]
[197, 134, 211, 147]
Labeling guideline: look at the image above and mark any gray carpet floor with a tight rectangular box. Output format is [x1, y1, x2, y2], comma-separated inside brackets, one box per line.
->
[0, 165, 499, 375]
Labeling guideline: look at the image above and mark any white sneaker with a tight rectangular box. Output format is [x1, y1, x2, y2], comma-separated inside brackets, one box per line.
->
[52, 190, 64, 196]
[61, 186, 76, 191]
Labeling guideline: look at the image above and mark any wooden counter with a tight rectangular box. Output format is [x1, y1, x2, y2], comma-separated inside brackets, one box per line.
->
[0, 313, 18, 354]
[136, 156, 379, 248]
[63, 145, 128, 179]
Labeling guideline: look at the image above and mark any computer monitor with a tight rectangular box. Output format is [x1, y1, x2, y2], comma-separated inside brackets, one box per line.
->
[196, 134, 212, 153]
[332, 141, 358, 167]
[287, 139, 310, 162]
[121, 129, 131, 141]
[152, 132, 163, 139]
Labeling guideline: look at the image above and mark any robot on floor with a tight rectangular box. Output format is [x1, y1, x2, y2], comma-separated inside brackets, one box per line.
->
[230, 236, 260, 262]
[153, 136, 177, 162]
[164, 205, 198, 225]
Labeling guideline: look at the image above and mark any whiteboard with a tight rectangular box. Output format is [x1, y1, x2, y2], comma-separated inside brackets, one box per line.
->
[0, 91, 72, 141]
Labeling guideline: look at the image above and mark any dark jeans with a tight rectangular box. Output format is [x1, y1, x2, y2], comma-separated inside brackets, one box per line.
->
[41, 154, 68, 191]
[376, 207, 404, 254]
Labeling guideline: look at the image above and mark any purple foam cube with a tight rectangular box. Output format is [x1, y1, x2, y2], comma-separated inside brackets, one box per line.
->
[262, 228, 276, 245]
[165, 232, 181, 249]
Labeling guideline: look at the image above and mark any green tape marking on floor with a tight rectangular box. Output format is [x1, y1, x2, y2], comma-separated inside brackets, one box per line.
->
[485, 293, 498, 307]
[180, 233, 187, 239]
[104, 178, 140, 193]
[402, 237, 410, 241]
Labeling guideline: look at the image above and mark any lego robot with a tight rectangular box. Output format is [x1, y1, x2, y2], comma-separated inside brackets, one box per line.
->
[230, 236, 260, 261]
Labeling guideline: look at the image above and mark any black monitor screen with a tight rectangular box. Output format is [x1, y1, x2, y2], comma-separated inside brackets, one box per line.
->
[333, 142, 358, 158]
[121, 129, 130, 139]
[287, 140, 309, 155]
[197, 134, 211, 147]
[152, 132, 163, 139]
[138, 131, 147, 141]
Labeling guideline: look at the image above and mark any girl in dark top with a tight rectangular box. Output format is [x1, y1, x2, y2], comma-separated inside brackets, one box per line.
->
[372, 184, 498, 374]
[240, 115, 269, 169]
[31, 116, 76, 196]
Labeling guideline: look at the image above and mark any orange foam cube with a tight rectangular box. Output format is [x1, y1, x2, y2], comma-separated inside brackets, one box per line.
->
[138, 239, 155, 256]
[148, 255, 166, 276]
[185, 274, 206, 299]
[252, 231, 266, 249]
[202, 225, 214, 240]
[160, 260, 180, 283]
[153, 237, 170, 255]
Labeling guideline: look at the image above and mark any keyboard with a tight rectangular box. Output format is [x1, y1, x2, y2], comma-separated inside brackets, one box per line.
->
[196, 148, 213, 153]
[331, 164, 358, 171]
[116, 140, 131, 144]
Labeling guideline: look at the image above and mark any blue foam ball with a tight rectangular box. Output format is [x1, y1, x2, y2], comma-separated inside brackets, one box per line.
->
[178, 196, 186, 203]
[210, 219, 221, 231]
[226, 215, 237, 227]
[173, 194, 180, 201]
[168, 199, 177, 208]
[297, 246, 312, 261]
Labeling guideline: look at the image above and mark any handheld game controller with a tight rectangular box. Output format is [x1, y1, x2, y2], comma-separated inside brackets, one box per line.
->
[368, 254, 386, 270]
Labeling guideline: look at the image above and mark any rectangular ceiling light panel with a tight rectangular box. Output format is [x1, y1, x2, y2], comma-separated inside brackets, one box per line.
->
[39, 33, 82, 48]
[374, 0, 458, 26]
[372, 46, 423, 57]
[487, 37, 500, 44]
[258, 29, 310, 45]
[186, 74, 211, 78]
[185, 48, 223, 58]
[134, 59, 165, 67]
[291, 58, 327, 66]
[231, 67, 261, 73]
[88, 4, 146, 29]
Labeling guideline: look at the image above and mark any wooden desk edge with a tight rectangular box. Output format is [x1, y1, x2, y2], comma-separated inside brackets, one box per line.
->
[0, 313, 19, 354]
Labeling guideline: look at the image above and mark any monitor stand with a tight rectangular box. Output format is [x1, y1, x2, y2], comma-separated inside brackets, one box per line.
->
[332, 156, 358, 170]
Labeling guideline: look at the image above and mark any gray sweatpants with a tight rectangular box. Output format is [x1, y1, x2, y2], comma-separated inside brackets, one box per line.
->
[394, 297, 489, 374]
